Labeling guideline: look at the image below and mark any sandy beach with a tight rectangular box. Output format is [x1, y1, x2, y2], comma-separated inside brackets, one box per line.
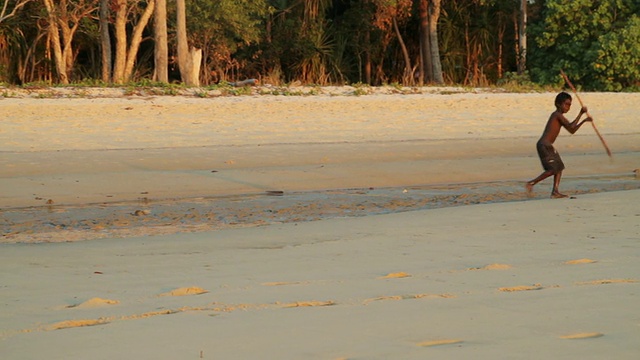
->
[1, 87, 639, 359]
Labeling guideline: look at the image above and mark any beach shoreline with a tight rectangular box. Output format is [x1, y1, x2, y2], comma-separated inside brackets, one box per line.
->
[2, 90, 639, 243]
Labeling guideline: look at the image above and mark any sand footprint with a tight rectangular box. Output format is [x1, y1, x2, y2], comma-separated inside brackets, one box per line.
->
[498, 284, 545, 292]
[564, 258, 597, 265]
[66, 297, 120, 308]
[468, 263, 512, 271]
[559, 332, 604, 340]
[417, 339, 463, 347]
[48, 319, 109, 330]
[364, 293, 455, 304]
[575, 279, 638, 286]
[47, 309, 178, 331]
[379, 272, 411, 279]
[280, 300, 335, 308]
[159, 286, 208, 296]
[262, 281, 308, 286]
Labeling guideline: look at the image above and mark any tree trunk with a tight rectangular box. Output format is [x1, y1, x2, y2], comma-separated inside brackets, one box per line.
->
[42, 0, 68, 84]
[123, 0, 155, 80]
[190, 46, 202, 86]
[153, 0, 168, 83]
[176, 0, 190, 84]
[112, 0, 127, 83]
[364, 30, 371, 85]
[498, 19, 504, 79]
[428, 0, 443, 84]
[517, 0, 527, 74]
[513, 9, 520, 72]
[113, 0, 156, 83]
[59, 14, 74, 77]
[392, 16, 412, 85]
[100, 0, 111, 82]
[43, 0, 96, 83]
[58, 0, 76, 81]
[176, 0, 199, 86]
[19, 30, 47, 83]
[418, 0, 431, 84]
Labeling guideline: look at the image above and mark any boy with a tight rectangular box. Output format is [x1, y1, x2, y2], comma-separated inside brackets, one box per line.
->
[526, 91, 592, 198]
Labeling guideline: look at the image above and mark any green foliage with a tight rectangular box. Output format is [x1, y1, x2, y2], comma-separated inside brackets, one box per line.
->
[495, 71, 558, 92]
[331, 1, 376, 84]
[65, 79, 109, 87]
[439, 0, 520, 86]
[185, 0, 269, 83]
[262, 0, 342, 85]
[0, 0, 638, 91]
[188, 0, 267, 48]
[255, 85, 320, 96]
[1, 89, 17, 98]
[130, 79, 181, 88]
[592, 15, 640, 91]
[529, 0, 640, 91]
[497, 71, 534, 87]
[222, 86, 253, 96]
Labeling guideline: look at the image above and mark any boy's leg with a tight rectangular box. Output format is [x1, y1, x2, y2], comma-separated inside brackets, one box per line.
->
[526, 170, 554, 194]
[551, 171, 568, 198]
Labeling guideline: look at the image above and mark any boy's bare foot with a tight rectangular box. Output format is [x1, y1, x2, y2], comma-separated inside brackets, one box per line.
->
[525, 182, 534, 197]
[551, 192, 569, 199]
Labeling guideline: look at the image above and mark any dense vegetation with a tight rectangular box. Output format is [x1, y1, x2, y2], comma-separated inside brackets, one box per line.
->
[1, 0, 638, 91]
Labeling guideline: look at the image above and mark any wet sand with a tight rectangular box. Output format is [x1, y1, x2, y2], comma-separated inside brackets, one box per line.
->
[2, 89, 639, 242]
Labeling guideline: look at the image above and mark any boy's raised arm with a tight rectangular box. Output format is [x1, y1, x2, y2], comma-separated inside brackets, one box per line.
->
[571, 106, 588, 124]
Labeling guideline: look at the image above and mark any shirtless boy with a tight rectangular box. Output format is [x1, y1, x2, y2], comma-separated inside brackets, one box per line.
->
[526, 91, 592, 198]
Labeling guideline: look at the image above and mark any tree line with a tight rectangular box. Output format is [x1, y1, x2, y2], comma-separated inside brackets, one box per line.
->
[1, 0, 638, 91]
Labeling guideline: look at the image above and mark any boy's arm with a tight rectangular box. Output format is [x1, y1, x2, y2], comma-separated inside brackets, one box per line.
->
[571, 106, 588, 125]
[564, 114, 593, 134]
[563, 106, 590, 134]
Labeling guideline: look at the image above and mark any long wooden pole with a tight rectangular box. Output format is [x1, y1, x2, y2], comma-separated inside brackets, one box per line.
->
[559, 69, 612, 158]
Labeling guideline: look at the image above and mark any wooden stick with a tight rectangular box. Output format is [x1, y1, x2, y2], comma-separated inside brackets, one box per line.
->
[559, 69, 612, 158]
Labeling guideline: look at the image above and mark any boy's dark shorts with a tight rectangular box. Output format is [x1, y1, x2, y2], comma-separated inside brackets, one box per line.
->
[536, 142, 565, 173]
